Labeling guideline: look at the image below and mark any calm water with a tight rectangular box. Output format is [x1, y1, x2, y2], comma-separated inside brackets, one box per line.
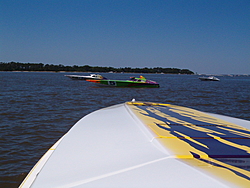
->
[1, 72, 250, 187]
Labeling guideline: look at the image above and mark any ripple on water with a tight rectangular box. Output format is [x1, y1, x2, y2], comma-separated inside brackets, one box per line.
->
[1, 73, 250, 187]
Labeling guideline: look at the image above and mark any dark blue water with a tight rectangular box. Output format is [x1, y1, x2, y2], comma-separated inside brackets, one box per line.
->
[1, 72, 250, 187]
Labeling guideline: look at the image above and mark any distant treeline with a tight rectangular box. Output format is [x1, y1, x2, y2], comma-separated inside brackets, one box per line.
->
[0, 62, 194, 74]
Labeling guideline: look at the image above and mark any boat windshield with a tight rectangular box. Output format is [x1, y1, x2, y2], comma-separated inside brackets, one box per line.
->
[129, 76, 146, 82]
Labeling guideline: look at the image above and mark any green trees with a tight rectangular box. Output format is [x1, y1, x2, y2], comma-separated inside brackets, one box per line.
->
[0, 62, 194, 74]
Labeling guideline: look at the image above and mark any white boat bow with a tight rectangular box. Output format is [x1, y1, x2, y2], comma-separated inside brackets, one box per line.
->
[20, 102, 250, 188]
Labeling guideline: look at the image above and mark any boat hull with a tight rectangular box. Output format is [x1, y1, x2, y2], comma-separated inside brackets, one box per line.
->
[65, 74, 106, 80]
[20, 101, 250, 187]
[199, 77, 220, 81]
[20, 102, 250, 188]
[86, 79, 160, 88]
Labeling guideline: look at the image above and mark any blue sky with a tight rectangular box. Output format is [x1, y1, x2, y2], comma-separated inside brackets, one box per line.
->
[1, 0, 249, 74]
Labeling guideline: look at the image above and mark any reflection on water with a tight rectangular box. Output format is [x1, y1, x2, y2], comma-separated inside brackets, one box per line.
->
[0, 72, 249, 187]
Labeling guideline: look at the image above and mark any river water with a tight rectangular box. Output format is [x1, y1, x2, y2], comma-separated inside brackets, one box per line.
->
[1, 72, 250, 187]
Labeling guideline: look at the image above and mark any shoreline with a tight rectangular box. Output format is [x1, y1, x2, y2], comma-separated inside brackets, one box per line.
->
[0, 71, 249, 76]
[0, 71, 194, 75]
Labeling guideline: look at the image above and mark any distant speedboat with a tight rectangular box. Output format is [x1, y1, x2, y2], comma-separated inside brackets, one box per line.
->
[65, 74, 107, 80]
[199, 76, 220, 81]
[86, 76, 160, 88]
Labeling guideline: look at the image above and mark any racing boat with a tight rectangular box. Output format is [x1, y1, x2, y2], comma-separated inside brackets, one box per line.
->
[199, 76, 220, 81]
[86, 76, 160, 88]
[20, 101, 250, 187]
[65, 74, 107, 80]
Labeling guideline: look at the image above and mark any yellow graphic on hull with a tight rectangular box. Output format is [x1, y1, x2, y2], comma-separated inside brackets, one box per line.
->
[127, 101, 250, 187]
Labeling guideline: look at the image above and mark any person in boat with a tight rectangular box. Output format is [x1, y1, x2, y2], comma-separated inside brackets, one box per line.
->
[129, 76, 146, 82]
[97, 75, 107, 80]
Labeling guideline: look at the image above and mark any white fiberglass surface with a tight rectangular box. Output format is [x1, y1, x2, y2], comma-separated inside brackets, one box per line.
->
[207, 112, 250, 129]
[29, 103, 243, 187]
[30, 104, 167, 187]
